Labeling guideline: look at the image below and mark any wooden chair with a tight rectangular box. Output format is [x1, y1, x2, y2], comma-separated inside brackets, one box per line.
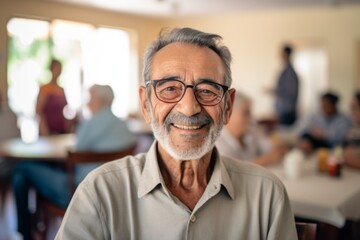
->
[35, 145, 136, 239]
[296, 222, 317, 240]
[0, 176, 11, 214]
[0, 159, 19, 214]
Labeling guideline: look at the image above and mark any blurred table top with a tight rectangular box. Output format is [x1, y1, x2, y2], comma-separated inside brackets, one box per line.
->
[0, 133, 75, 161]
[268, 160, 360, 228]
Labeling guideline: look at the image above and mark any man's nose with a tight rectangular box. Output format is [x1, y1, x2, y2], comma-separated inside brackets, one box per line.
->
[175, 87, 202, 117]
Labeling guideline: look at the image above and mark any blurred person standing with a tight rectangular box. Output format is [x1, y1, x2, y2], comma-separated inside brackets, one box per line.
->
[12, 84, 136, 240]
[274, 44, 299, 127]
[36, 59, 70, 135]
[216, 91, 286, 166]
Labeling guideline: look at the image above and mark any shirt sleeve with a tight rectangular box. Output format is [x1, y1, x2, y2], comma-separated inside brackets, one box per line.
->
[326, 115, 351, 146]
[267, 186, 298, 240]
[55, 182, 109, 240]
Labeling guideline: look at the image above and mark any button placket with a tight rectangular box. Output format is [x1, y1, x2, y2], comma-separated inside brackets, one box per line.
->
[190, 214, 196, 223]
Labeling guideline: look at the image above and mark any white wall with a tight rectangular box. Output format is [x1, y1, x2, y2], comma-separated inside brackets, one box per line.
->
[164, 6, 360, 117]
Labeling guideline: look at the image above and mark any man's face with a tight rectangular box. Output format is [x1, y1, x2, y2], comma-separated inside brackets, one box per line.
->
[140, 43, 234, 160]
[86, 89, 101, 115]
[350, 97, 360, 125]
[228, 101, 252, 138]
[321, 98, 336, 116]
[51, 62, 62, 80]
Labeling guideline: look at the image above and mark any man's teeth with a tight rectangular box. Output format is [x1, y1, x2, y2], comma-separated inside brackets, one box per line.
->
[173, 124, 202, 130]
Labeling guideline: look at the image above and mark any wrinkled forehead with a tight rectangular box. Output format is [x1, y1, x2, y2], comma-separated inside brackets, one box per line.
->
[150, 43, 225, 82]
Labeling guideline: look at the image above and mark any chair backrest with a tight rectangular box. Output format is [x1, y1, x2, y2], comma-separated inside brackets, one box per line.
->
[35, 145, 136, 238]
[296, 222, 317, 240]
[66, 144, 136, 194]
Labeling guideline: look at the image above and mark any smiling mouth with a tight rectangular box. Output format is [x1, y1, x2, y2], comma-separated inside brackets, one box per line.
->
[172, 123, 206, 130]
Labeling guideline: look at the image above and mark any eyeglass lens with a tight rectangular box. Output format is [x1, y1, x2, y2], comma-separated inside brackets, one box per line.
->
[154, 80, 225, 105]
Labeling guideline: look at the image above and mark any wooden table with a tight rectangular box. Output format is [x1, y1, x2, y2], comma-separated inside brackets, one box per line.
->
[0, 134, 75, 161]
[268, 160, 360, 228]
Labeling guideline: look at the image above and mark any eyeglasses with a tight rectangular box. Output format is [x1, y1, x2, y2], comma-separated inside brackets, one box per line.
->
[146, 79, 229, 106]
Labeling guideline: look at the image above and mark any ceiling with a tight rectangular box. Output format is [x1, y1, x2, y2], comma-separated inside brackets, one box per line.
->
[50, 0, 360, 17]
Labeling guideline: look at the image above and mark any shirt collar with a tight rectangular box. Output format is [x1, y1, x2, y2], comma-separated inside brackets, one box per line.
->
[137, 141, 162, 198]
[137, 141, 235, 200]
[211, 147, 235, 199]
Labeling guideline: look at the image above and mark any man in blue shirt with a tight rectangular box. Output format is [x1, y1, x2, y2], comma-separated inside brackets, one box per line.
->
[298, 91, 351, 155]
[12, 84, 136, 240]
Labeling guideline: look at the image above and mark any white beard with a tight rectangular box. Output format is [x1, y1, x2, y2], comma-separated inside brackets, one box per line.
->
[148, 103, 224, 161]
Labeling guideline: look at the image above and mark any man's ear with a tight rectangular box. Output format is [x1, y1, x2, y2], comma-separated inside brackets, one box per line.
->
[139, 86, 152, 124]
[223, 88, 236, 125]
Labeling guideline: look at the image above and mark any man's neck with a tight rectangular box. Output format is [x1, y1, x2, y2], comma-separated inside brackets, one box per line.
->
[157, 144, 214, 210]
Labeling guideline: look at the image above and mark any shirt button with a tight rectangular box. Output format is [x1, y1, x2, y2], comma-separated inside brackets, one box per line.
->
[190, 215, 196, 223]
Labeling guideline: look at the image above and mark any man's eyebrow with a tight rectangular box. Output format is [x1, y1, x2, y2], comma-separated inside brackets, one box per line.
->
[155, 76, 182, 81]
[196, 78, 216, 83]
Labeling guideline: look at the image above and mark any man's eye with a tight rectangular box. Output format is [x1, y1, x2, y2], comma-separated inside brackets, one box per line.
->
[198, 89, 216, 95]
[164, 86, 177, 91]
[158, 86, 182, 95]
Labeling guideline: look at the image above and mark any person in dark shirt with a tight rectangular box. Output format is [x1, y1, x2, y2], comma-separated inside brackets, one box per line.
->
[274, 44, 299, 127]
[36, 59, 70, 135]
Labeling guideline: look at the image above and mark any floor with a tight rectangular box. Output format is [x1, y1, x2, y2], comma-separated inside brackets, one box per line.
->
[0, 190, 18, 240]
[0, 190, 61, 240]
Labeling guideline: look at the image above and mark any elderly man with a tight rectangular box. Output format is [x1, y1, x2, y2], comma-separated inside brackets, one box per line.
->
[56, 28, 297, 239]
[216, 91, 286, 165]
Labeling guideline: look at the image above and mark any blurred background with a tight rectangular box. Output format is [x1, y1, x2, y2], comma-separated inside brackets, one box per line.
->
[1, 0, 360, 239]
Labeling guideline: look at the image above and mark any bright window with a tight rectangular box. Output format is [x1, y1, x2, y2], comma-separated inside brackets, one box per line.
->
[7, 17, 138, 130]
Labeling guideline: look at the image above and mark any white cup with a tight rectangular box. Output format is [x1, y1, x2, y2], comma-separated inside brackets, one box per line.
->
[19, 115, 39, 144]
[284, 149, 305, 180]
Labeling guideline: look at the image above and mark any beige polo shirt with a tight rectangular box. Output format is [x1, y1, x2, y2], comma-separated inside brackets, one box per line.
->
[56, 141, 297, 240]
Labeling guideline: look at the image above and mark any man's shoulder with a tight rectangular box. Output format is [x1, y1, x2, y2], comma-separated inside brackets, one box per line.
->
[85, 153, 147, 183]
[220, 156, 284, 188]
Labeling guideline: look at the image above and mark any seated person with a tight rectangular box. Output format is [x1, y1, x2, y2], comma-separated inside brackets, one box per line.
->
[0, 102, 20, 213]
[343, 91, 360, 169]
[216, 91, 286, 165]
[298, 91, 351, 155]
[12, 84, 136, 240]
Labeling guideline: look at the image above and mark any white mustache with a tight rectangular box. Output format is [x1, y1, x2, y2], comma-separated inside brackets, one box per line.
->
[164, 112, 212, 131]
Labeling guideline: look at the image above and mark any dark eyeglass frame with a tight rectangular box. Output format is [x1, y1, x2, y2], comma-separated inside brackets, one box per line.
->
[146, 78, 229, 106]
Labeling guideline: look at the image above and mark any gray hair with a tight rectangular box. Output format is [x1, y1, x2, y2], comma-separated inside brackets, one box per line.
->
[89, 84, 114, 106]
[143, 27, 232, 86]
